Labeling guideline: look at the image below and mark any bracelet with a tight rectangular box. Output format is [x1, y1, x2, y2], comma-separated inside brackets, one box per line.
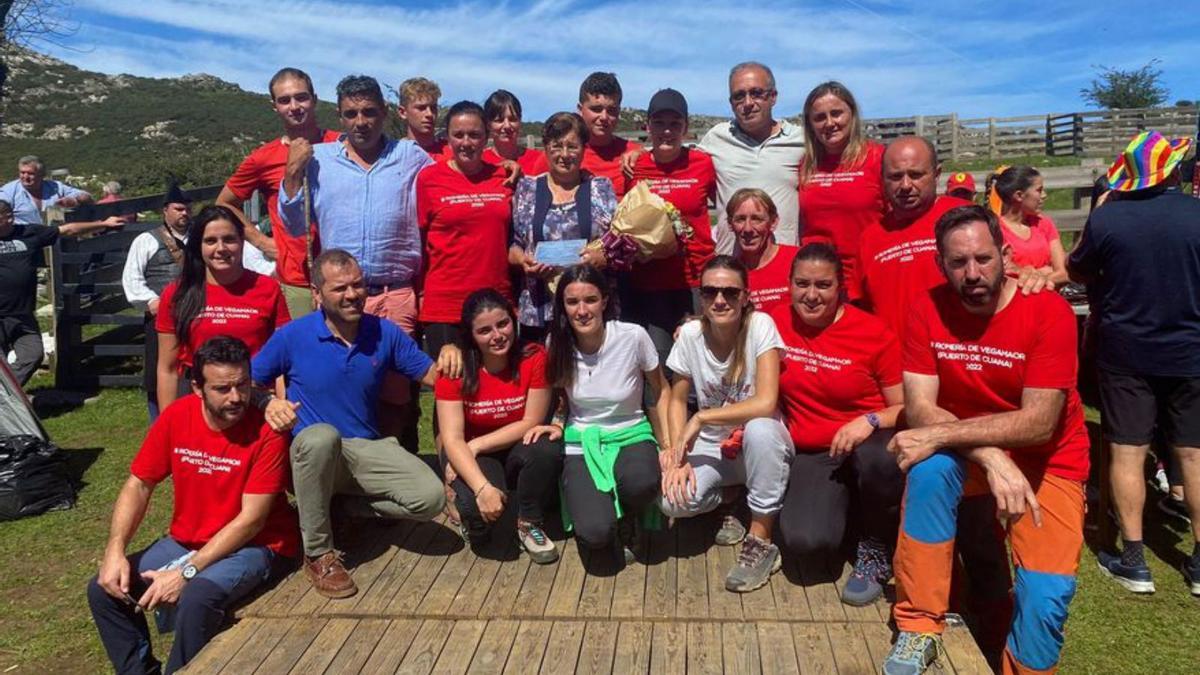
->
[474, 482, 492, 497]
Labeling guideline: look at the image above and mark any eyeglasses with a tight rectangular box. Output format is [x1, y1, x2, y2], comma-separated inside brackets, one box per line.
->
[729, 88, 774, 103]
[699, 285, 746, 302]
[546, 142, 583, 154]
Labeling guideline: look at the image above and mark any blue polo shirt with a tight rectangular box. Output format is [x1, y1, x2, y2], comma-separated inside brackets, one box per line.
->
[251, 310, 433, 439]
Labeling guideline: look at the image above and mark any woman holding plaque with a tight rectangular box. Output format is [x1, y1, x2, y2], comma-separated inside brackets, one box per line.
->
[509, 112, 616, 342]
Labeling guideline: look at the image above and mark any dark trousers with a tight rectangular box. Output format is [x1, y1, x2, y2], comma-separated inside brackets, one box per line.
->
[143, 315, 160, 422]
[619, 288, 695, 369]
[561, 442, 661, 549]
[777, 429, 903, 556]
[0, 314, 43, 386]
[444, 437, 563, 538]
[86, 537, 281, 675]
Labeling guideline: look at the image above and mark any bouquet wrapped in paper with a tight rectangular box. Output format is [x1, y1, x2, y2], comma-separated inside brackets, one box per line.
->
[587, 181, 693, 272]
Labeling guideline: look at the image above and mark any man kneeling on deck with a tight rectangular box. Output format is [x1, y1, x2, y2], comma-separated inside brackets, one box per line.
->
[88, 336, 299, 675]
[883, 205, 1089, 675]
[252, 249, 457, 599]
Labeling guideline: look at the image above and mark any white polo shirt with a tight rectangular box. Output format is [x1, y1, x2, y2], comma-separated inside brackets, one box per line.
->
[699, 120, 805, 254]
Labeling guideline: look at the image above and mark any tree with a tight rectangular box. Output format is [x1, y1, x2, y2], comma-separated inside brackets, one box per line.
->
[1080, 59, 1170, 110]
[1, 1, 76, 105]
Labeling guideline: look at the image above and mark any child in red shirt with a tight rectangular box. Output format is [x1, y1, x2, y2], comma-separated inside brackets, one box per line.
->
[435, 290, 561, 561]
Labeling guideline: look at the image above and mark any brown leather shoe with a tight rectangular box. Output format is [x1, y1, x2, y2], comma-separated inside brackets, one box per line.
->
[303, 550, 357, 598]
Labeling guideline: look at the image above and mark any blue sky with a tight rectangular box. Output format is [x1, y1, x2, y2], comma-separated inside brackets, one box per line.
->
[36, 0, 1200, 121]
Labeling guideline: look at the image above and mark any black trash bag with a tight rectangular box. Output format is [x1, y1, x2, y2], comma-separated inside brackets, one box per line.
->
[0, 434, 77, 521]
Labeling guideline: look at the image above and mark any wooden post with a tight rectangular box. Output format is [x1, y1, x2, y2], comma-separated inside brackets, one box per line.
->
[949, 113, 959, 161]
[988, 118, 997, 159]
[914, 115, 925, 139]
[1073, 114, 1084, 156]
[1044, 115, 1053, 157]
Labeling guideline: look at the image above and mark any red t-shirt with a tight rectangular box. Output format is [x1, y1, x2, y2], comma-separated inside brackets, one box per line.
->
[131, 395, 300, 557]
[903, 285, 1090, 481]
[627, 148, 717, 290]
[417, 161, 514, 323]
[419, 138, 452, 162]
[1003, 214, 1059, 270]
[857, 195, 971, 342]
[223, 130, 342, 288]
[483, 147, 549, 176]
[582, 138, 641, 199]
[156, 271, 290, 368]
[772, 303, 901, 451]
[747, 244, 798, 315]
[798, 142, 885, 299]
[434, 344, 549, 440]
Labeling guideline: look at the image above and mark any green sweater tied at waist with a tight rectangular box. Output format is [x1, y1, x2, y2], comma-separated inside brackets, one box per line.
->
[562, 417, 663, 531]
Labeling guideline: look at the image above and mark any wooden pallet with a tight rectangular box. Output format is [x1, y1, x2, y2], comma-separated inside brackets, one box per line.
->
[181, 515, 989, 674]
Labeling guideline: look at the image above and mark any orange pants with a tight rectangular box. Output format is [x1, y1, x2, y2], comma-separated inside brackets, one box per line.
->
[893, 451, 1084, 674]
[364, 286, 418, 405]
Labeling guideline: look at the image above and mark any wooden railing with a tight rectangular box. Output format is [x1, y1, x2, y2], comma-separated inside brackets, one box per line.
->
[49, 186, 223, 389]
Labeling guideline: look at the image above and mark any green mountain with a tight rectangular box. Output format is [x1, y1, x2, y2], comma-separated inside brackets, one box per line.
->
[0, 47, 342, 195]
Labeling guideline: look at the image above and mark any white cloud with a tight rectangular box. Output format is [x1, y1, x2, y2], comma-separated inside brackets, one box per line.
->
[37, 0, 1200, 121]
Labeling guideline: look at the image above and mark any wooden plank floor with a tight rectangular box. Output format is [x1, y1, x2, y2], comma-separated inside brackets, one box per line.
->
[182, 514, 988, 673]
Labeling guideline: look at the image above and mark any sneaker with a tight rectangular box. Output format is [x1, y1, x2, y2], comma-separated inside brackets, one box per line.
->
[303, 550, 357, 599]
[1183, 557, 1200, 597]
[715, 513, 746, 546]
[518, 520, 558, 564]
[1097, 550, 1155, 594]
[882, 631, 943, 675]
[1153, 465, 1170, 494]
[725, 534, 781, 592]
[1157, 495, 1192, 525]
[842, 538, 891, 606]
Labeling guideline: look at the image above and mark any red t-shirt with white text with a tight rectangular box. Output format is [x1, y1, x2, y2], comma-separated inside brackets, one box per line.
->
[131, 395, 300, 557]
[772, 303, 901, 451]
[903, 285, 1090, 481]
[223, 130, 342, 287]
[798, 142, 885, 299]
[156, 271, 290, 367]
[434, 344, 549, 440]
[582, 138, 641, 199]
[483, 147, 549, 177]
[747, 244, 798, 315]
[417, 161, 514, 323]
[627, 148, 717, 290]
[857, 195, 971, 342]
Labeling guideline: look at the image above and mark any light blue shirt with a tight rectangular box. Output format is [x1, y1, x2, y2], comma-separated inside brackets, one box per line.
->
[278, 137, 432, 286]
[0, 179, 89, 225]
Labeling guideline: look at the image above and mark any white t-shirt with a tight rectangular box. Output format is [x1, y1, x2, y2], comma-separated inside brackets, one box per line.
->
[565, 320, 659, 455]
[666, 312, 784, 457]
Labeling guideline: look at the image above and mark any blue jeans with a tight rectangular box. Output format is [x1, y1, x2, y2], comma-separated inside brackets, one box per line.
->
[87, 536, 278, 675]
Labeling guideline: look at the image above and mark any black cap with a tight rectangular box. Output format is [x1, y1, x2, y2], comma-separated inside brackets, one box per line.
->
[648, 88, 688, 119]
[162, 181, 193, 208]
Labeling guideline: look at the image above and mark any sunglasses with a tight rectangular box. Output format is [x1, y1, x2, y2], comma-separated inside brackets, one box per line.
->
[729, 88, 774, 103]
[699, 285, 746, 302]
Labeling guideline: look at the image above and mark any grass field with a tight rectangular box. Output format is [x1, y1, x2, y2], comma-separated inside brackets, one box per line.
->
[1, 379, 1197, 674]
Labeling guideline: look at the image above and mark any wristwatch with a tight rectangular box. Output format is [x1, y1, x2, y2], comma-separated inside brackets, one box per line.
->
[181, 563, 198, 581]
[865, 412, 882, 431]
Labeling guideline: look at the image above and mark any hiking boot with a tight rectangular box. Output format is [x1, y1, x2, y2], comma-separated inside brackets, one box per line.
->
[1157, 495, 1192, 525]
[1097, 550, 1155, 594]
[842, 537, 891, 606]
[725, 534, 781, 592]
[715, 513, 747, 546]
[518, 520, 558, 564]
[882, 631, 943, 675]
[1182, 557, 1200, 597]
[303, 550, 357, 599]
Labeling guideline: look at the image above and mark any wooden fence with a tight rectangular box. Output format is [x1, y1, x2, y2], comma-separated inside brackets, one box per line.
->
[860, 106, 1198, 161]
[49, 185, 223, 389]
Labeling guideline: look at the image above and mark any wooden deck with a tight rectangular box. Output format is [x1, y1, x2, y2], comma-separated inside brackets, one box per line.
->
[180, 514, 988, 674]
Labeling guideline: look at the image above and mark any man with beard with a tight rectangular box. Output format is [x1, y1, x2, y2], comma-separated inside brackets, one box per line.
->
[88, 336, 298, 675]
[278, 74, 443, 453]
[252, 249, 452, 598]
[218, 67, 342, 318]
[881, 205, 1089, 675]
[122, 182, 193, 420]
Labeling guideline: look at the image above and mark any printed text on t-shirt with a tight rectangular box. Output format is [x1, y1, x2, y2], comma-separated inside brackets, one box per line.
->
[174, 447, 243, 475]
[932, 341, 1027, 371]
[873, 238, 936, 264]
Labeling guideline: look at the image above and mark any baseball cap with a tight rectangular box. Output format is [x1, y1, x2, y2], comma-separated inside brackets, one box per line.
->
[945, 171, 976, 196]
[648, 88, 688, 119]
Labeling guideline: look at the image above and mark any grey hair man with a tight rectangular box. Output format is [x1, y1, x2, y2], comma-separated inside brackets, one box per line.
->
[0, 155, 93, 225]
